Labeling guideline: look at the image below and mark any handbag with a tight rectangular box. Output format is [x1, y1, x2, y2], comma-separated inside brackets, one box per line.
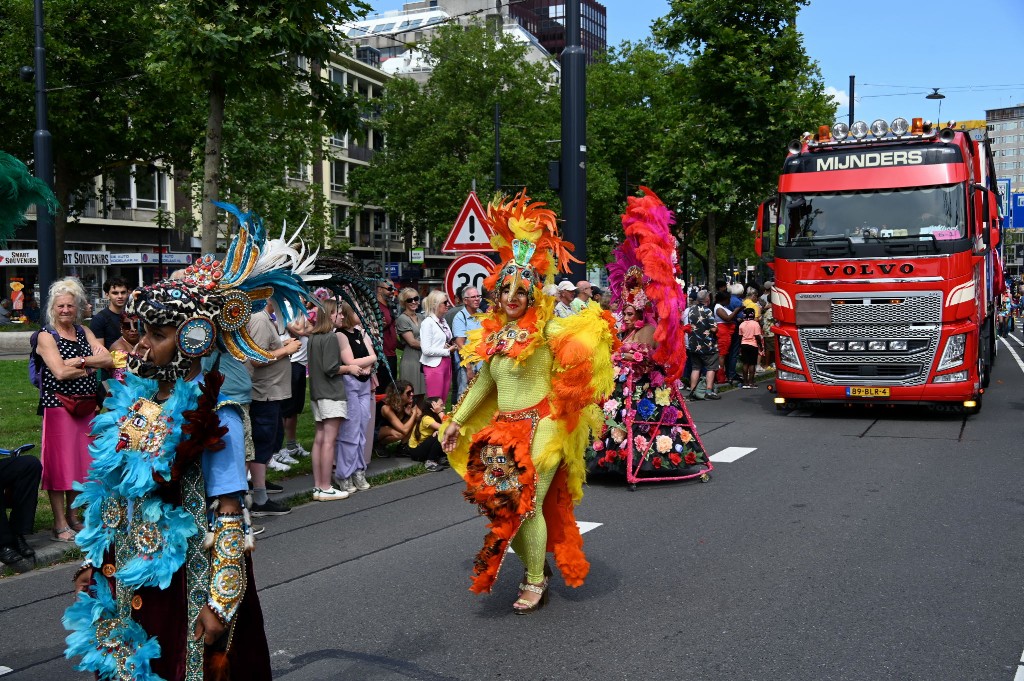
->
[55, 393, 98, 418]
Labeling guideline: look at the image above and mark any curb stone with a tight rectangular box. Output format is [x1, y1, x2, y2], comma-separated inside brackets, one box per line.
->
[4, 456, 420, 576]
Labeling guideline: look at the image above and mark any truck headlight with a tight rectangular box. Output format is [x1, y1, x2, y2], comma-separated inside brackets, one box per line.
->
[936, 333, 966, 371]
[777, 369, 806, 382]
[778, 336, 802, 370]
[933, 370, 969, 383]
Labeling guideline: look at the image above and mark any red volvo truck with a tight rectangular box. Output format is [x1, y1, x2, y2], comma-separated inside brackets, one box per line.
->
[755, 117, 1004, 413]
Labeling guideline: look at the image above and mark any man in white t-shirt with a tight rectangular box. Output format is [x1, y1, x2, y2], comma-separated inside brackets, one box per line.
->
[554, 280, 576, 317]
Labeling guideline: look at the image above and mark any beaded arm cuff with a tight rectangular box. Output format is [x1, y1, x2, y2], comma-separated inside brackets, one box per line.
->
[207, 514, 247, 625]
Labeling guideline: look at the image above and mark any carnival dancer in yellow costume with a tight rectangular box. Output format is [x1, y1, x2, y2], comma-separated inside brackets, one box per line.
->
[441, 191, 617, 614]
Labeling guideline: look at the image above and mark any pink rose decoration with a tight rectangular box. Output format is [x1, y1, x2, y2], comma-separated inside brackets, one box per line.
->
[655, 435, 672, 453]
[592, 439, 605, 451]
[633, 435, 649, 452]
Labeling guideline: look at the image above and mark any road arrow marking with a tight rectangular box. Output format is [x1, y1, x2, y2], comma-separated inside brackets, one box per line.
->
[709, 447, 756, 463]
[508, 521, 602, 553]
[0, 666, 12, 676]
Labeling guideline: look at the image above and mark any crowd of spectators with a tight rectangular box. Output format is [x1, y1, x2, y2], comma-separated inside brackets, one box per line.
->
[684, 279, 776, 400]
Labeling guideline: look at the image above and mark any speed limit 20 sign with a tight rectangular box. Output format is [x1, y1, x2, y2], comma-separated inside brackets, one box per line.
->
[445, 253, 495, 304]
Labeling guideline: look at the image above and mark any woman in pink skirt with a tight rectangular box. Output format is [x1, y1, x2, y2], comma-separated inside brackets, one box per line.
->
[34, 277, 112, 542]
[419, 290, 455, 401]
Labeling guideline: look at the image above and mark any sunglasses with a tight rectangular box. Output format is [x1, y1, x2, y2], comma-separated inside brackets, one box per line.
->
[379, 286, 394, 292]
[405, 297, 420, 303]
[403, 390, 413, 396]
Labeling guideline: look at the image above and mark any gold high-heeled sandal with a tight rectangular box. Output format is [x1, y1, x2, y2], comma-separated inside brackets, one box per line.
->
[512, 578, 549, 615]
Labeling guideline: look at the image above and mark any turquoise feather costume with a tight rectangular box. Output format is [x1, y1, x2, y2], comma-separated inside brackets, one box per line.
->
[63, 201, 313, 680]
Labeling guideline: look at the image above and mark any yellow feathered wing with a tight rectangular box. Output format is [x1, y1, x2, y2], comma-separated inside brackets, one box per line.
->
[536, 302, 618, 503]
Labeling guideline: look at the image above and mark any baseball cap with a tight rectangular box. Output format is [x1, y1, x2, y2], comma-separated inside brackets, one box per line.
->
[557, 280, 577, 292]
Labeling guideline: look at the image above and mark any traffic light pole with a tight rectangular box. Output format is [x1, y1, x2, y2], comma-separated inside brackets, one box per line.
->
[559, 0, 586, 279]
[33, 0, 56, 312]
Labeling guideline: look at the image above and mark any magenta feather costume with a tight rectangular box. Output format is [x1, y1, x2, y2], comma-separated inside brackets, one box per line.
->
[587, 187, 712, 485]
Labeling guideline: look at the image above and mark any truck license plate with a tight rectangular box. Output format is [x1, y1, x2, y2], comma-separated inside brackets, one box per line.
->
[846, 386, 890, 398]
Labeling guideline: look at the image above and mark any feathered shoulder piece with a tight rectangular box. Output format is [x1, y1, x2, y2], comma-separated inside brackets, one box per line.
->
[0, 151, 59, 246]
[311, 254, 392, 385]
[609, 187, 687, 383]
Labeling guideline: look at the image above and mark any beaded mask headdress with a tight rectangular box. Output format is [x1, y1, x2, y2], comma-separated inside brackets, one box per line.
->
[125, 201, 316, 381]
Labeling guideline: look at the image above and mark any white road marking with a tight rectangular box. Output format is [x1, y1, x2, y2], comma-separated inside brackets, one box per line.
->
[1014, 662, 1024, 681]
[508, 521, 602, 554]
[1009, 333, 1024, 348]
[999, 337, 1024, 374]
[709, 447, 757, 463]
[0, 667, 12, 676]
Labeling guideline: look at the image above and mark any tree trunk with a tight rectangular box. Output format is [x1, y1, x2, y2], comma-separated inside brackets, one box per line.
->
[686, 246, 708, 286]
[201, 76, 226, 255]
[706, 211, 717, 286]
[173, 168, 192, 247]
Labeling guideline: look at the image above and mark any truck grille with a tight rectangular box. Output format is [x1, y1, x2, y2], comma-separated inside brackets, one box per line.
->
[795, 291, 942, 386]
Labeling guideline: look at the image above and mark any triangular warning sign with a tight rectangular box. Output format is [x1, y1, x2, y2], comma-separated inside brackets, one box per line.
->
[442, 192, 494, 253]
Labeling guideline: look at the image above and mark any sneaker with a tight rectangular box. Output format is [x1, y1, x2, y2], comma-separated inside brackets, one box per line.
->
[289, 444, 310, 458]
[705, 391, 722, 400]
[425, 460, 441, 472]
[267, 457, 291, 472]
[334, 476, 357, 494]
[251, 499, 292, 516]
[265, 481, 284, 495]
[251, 524, 266, 536]
[687, 391, 704, 402]
[275, 449, 299, 465]
[313, 486, 350, 502]
[353, 470, 371, 491]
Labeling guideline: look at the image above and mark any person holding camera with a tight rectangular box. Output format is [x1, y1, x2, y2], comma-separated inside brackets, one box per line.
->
[419, 290, 457, 403]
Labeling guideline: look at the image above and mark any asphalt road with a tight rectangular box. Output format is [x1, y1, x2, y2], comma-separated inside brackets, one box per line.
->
[4, 333, 1024, 680]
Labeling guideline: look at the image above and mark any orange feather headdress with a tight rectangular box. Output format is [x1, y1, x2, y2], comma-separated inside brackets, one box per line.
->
[482, 190, 580, 304]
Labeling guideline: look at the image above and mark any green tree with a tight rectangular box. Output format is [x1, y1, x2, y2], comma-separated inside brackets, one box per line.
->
[148, 0, 371, 253]
[348, 23, 560, 246]
[585, 40, 680, 265]
[212, 87, 334, 247]
[653, 0, 835, 283]
[0, 0, 182, 271]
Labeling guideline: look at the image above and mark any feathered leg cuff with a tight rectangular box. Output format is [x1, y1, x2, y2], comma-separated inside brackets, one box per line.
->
[207, 513, 247, 626]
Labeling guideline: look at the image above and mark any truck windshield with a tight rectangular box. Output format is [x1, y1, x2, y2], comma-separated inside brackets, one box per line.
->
[779, 185, 965, 245]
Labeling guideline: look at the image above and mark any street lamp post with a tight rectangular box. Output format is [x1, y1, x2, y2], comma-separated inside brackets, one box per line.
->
[560, 0, 586, 279]
[926, 88, 945, 122]
[32, 0, 57, 313]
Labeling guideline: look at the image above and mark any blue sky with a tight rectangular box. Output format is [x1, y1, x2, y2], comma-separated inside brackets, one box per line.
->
[602, 0, 1024, 126]
[369, 0, 1024, 126]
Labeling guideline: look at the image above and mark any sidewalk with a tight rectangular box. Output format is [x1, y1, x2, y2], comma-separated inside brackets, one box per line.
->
[0, 331, 32, 360]
[7, 455, 421, 574]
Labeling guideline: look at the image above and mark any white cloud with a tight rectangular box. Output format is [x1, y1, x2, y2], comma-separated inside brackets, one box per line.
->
[826, 86, 849, 110]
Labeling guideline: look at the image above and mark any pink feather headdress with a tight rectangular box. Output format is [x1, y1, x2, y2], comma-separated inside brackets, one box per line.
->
[607, 186, 687, 382]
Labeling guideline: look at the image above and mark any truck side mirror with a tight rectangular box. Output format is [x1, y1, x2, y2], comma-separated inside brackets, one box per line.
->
[971, 183, 992, 250]
[755, 197, 776, 261]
